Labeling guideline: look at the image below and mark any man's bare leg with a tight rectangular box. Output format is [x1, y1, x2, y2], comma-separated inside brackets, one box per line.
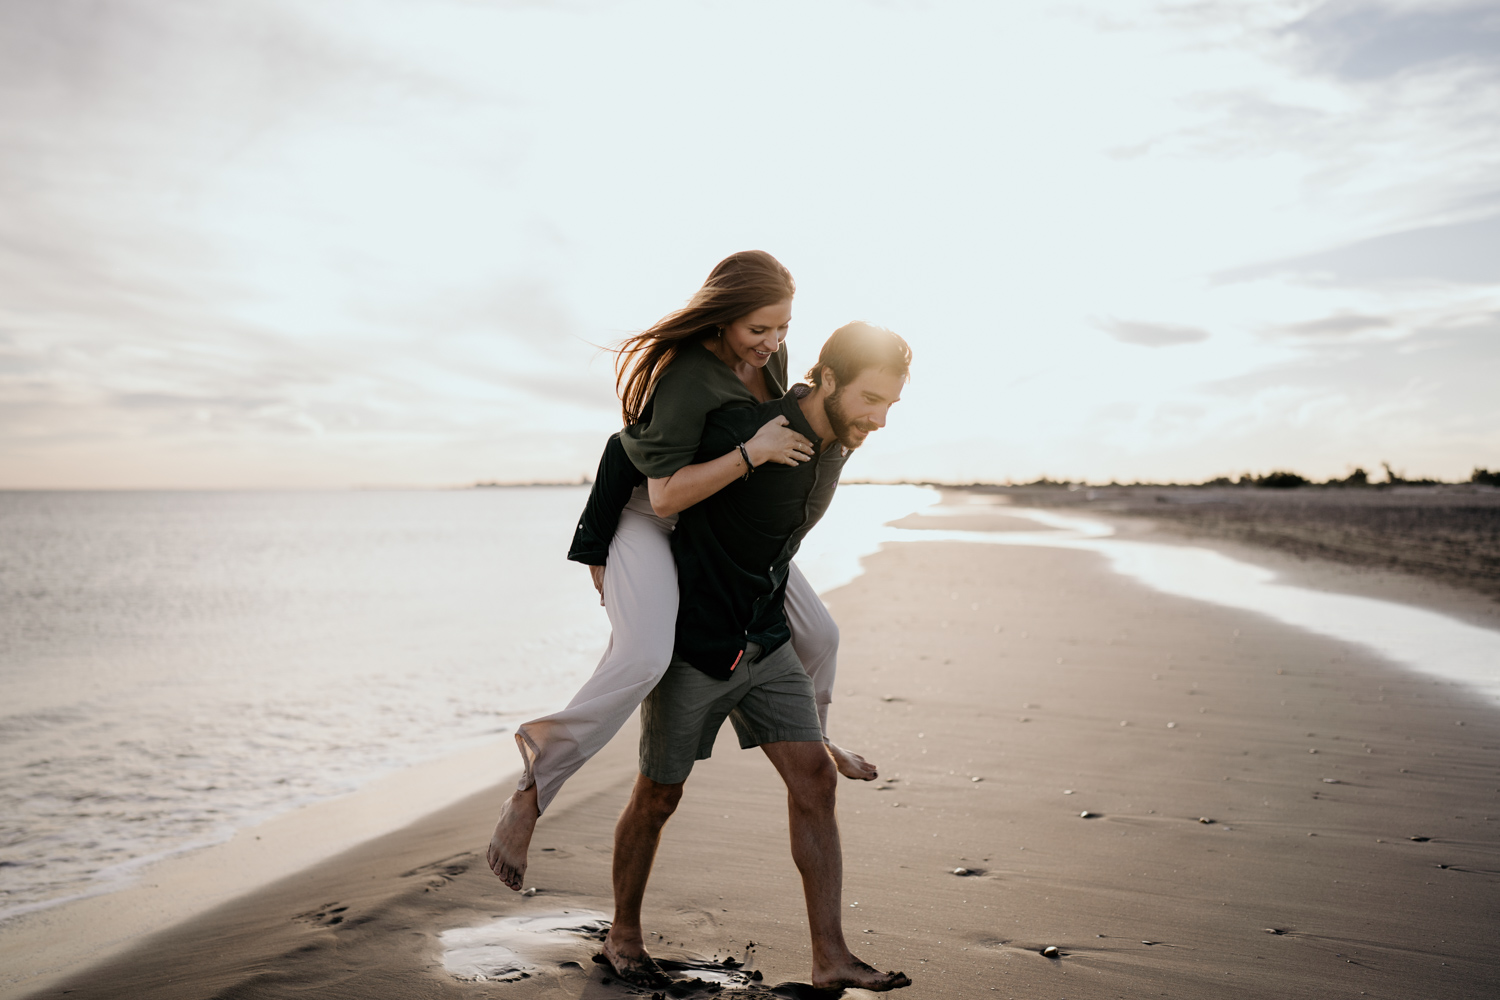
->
[761, 741, 911, 992]
[827, 741, 878, 781]
[486, 783, 539, 891]
[600, 772, 681, 989]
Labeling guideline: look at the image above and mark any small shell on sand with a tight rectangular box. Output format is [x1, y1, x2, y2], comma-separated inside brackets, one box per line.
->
[953, 867, 970, 876]
[1080, 811, 1097, 819]
[1166, 722, 1177, 729]
[1198, 817, 1214, 824]
[1323, 778, 1340, 784]
[521, 887, 537, 897]
[970, 776, 982, 782]
[1042, 946, 1059, 958]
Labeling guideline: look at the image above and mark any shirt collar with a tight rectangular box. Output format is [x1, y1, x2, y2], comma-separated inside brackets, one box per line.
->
[784, 384, 848, 455]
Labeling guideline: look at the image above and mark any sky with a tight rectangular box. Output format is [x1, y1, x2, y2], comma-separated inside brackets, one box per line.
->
[1, 0, 1497, 488]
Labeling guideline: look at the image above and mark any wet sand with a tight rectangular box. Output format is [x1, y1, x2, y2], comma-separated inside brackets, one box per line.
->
[981, 483, 1500, 603]
[10, 518, 1500, 998]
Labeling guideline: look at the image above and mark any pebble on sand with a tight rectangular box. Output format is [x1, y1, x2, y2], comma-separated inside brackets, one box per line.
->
[970, 776, 982, 782]
[1042, 946, 1060, 958]
[1198, 817, 1214, 824]
[953, 868, 971, 876]
[1080, 811, 1098, 819]
[521, 887, 538, 897]
[1323, 778, 1340, 784]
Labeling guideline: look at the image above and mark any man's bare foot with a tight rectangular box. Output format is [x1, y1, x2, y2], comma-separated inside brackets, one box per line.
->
[813, 956, 911, 992]
[599, 933, 672, 989]
[486, 784, 539, 891]
[826, 742, 878, 781]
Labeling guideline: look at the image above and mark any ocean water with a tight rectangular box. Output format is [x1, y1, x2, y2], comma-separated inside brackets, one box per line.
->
[0, 484, 936, 920]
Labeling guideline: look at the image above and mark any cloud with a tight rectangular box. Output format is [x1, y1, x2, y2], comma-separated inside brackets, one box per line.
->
[1213, 309, 1500, 432]
[1216, 213, 1500, 286]
[1282, 0, 1500, 81]
[1272, 312, 1393, 338]
[1097, 318, 1211, 347]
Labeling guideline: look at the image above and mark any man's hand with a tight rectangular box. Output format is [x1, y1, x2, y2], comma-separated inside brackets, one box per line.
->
[590, 563, 606, 606]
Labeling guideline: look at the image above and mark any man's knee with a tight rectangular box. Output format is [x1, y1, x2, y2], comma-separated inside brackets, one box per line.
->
[629, 774, 684, 822]
[784, 746, 838, 808]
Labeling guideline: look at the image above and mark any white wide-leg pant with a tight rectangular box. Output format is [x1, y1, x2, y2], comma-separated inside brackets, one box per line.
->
[515, 486, 839, 814]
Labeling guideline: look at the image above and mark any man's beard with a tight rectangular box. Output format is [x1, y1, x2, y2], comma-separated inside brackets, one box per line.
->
[825, 387, 879, 449]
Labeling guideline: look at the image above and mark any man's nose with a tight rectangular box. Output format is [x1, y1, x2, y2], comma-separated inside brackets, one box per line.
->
[868, 405, 889, 428]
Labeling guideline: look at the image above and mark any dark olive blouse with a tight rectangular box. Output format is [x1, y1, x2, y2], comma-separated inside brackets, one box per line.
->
[566, 341, 789, 565]
[619, 342, 789, 478]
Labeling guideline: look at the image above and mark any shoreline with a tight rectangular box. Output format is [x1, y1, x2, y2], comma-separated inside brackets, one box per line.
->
[895, 494, 1500, 704]
[1097, 510, 1500, 634]
[0, 738, 522, 999]
[8, 500, 1500, 997]
[959, 483, 1500, 605]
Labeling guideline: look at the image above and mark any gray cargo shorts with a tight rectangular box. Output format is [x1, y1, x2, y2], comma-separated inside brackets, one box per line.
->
[638, 641, 825, 785]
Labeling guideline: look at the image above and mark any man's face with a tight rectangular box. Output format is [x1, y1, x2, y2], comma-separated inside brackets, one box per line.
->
[824, 367, 905, 449]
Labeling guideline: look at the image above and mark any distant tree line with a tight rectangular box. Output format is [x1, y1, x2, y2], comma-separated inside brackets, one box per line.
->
[1221, 463, 1499, 489]
[1011, 465, 1500, 489]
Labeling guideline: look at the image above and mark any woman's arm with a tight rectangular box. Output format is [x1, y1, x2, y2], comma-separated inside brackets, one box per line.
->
[646, 415, 815, 518]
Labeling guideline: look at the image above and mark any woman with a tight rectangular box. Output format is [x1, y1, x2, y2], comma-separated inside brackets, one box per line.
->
[487, 251, 875, 891]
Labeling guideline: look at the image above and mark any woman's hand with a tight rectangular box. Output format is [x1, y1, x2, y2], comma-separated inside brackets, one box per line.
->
[744, 415, 815, 468]
[589, 563, 605, 606]
[646, 416, 814, 517]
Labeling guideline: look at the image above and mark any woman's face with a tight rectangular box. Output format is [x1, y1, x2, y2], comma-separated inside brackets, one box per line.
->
[719, 299, 792, 369]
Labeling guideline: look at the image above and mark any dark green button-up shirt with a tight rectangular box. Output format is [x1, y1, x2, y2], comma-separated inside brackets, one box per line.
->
[620, 341, 788, 478]
[670, 385, 849, 679]
[567, 340, 791, 566]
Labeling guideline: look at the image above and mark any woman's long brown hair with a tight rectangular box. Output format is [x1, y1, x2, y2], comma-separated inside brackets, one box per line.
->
[616, 251, 795, 424]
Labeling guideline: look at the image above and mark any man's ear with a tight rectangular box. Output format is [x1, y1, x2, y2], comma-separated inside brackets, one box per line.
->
[818, 366, 837, 394]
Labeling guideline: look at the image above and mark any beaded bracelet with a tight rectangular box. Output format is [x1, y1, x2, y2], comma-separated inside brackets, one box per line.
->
[736, 441, 754, 480]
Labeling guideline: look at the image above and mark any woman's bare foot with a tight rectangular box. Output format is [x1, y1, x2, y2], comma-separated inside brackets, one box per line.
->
[813, 956, 912, 992]
[826, 742, 878, 781]
[599, 933, 672, 989]
[486, 784, 539, 891]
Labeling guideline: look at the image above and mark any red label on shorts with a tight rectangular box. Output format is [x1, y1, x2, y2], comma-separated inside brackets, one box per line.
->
[729, 649, 744, 671]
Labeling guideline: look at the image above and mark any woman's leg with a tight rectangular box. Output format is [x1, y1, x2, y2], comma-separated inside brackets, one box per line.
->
[489, 505, 678, 889]
[784, 561, 877, 781]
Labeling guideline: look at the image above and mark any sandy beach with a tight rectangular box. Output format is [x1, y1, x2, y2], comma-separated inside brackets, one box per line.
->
[8, 500, 1500, 999]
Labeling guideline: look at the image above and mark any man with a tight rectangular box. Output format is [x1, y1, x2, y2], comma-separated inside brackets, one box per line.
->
[600, 321, 914, 993]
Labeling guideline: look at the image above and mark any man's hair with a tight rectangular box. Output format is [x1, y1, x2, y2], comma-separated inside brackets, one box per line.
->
[805, 321, 911, 390]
